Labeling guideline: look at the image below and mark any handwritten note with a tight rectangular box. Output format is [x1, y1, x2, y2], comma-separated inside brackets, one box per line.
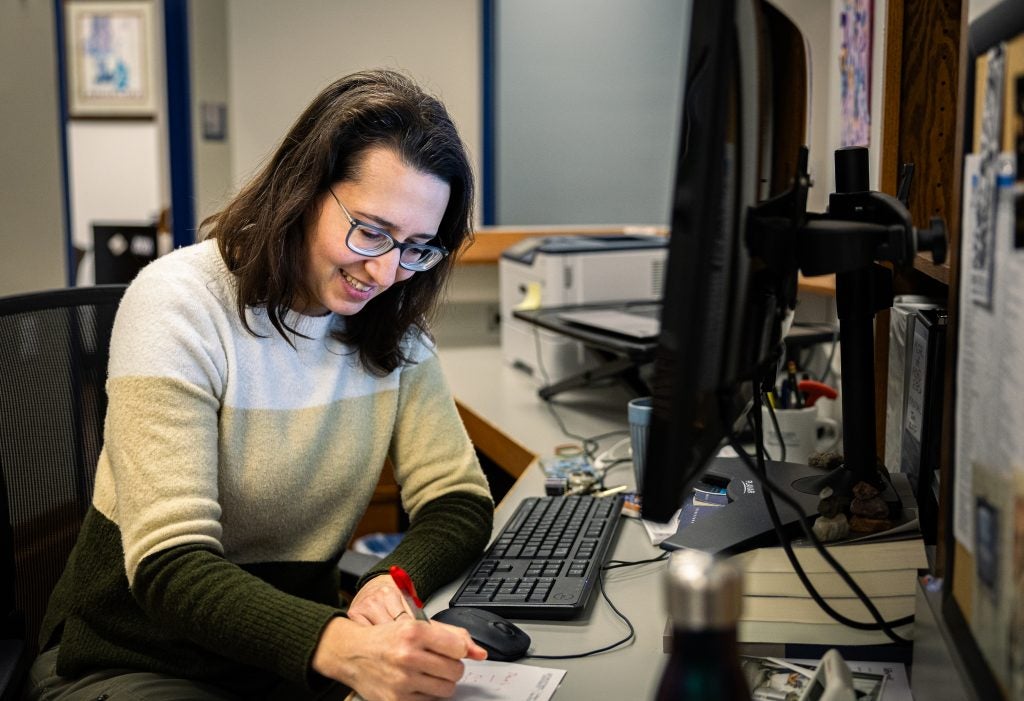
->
[453, 659, 565, 701]
[345, 660, 565, 701]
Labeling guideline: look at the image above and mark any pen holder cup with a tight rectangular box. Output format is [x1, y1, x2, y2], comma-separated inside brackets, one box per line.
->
[628, 397, 653, 489]
[761, 406, 840, 466]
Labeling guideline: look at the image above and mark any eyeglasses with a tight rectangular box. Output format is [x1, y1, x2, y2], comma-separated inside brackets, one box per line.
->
[328, 188, 449, 272]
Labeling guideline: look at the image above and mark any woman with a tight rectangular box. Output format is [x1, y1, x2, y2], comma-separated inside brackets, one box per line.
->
[28, 69, 494, 701]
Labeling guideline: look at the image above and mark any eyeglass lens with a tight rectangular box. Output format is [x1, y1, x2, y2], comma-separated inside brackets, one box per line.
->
[347, 225, 444, 271]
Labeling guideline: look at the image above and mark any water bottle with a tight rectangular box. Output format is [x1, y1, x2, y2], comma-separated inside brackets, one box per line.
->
[656, 549, 749, 700]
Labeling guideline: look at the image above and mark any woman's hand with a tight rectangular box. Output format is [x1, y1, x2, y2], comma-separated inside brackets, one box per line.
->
[346, 574, 411, 625]
[311, 615, 487, 701]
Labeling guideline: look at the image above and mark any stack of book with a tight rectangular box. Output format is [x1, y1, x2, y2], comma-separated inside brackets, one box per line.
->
[730, 531, 926, 646]
[656, 472, 927, 648]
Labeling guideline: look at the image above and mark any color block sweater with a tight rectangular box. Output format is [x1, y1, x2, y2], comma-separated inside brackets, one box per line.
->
[39, 240, 494, 695]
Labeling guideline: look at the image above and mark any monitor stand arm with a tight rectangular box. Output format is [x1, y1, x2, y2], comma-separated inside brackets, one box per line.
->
[790, 147, 946, 504]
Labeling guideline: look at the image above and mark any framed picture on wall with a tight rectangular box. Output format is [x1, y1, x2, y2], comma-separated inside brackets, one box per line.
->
[65, 1, 156, 118]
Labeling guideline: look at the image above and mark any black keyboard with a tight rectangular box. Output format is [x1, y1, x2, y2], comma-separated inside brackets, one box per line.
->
[449, 493, 625, 620]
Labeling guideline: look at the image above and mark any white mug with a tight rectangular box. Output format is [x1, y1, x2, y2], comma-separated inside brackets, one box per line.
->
[761, 406, 841, 465]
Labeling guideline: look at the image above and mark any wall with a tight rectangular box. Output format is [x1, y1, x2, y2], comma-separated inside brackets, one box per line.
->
[189, 0, 232, 228]
[0, 0, 67, 296]
[771, 0, 835, 214]
[223, 0, 482, 207]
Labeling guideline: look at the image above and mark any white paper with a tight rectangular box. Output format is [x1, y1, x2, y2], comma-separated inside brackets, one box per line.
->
[453, 659, 566, 701]
[347, 660, 566, 701]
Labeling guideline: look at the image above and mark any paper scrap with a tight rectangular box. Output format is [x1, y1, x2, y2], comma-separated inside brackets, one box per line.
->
[454, 659, 565, 701]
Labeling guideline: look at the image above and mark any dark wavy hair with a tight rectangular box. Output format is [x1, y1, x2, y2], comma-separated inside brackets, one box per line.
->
[201, 69, 474, 375]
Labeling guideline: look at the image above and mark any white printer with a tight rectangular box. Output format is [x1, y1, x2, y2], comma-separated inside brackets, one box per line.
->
[499, 234, 668, 384]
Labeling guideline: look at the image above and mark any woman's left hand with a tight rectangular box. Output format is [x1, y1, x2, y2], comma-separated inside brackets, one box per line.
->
[347, 574, 412, 625]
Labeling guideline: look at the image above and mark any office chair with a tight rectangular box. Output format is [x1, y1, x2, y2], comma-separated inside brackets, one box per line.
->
[0, 285, 127, 700]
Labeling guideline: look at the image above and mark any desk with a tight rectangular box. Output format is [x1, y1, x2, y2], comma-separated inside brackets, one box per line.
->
[433, 346, 669, 699]
[438, 346, 634, 478]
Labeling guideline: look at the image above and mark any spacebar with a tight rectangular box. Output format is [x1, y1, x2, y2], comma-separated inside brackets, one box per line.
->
[455, 593, 493, 604]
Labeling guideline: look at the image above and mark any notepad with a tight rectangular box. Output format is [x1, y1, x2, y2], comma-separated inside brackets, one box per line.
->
[347, 659, 566, 701]
[454, 659, 566, 700]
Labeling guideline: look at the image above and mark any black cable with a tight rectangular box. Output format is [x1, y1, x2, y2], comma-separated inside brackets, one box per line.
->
[526, 529, 666, 660]
[526, 570, 635, 660]
[531, 324, 630, 461]
[726, 386, 912, 645]
[818, 327, 840, 384]
[604, 551, 671, 569]
[748, 403, 786, 463]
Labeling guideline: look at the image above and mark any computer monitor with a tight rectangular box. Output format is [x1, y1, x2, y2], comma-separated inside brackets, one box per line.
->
[640, 0, 945, 554]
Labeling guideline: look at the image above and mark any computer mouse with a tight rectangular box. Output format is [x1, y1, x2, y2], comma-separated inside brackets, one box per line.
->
[431, 607, 531, 662]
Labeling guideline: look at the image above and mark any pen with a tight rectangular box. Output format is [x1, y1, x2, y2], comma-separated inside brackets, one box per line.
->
[389, 565, 430, 622]
[786, 361, 803, 408]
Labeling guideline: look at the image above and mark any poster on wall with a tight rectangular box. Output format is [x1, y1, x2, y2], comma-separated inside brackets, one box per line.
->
[839, 0, 872, 147]
[65, 1, 156, 118]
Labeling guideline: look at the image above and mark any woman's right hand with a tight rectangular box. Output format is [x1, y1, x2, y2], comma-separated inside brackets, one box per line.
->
[311, 615, 487, 701]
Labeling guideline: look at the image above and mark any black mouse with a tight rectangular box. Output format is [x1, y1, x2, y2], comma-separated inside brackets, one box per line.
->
[431, 607, 531, 661]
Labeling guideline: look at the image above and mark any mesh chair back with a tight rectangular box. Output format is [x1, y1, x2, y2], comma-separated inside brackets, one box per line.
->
[0, 285, 126, 656]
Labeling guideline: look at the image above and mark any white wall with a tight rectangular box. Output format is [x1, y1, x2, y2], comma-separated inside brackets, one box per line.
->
[773, 0, 835, 213]
[225, 0, 482, 213]
[0, 1, 67, 295]
[190, 0, 232, 228]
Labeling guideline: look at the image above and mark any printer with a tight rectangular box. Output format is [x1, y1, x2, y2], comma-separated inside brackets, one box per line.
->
[499, 234, 668, 384]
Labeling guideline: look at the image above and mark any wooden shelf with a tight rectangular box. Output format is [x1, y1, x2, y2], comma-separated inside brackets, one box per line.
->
[912, 252, 952, 286]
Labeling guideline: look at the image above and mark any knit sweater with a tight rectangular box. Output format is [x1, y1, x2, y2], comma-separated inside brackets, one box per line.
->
[39, 240, 494, 696]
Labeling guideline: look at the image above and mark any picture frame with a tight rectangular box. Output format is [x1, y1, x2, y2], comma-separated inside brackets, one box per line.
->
[65, 1, 156, 118]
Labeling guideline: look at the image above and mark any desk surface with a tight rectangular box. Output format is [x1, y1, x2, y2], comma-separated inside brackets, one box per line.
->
[433, 345, 669, 699]
[438, 346, 635, 477]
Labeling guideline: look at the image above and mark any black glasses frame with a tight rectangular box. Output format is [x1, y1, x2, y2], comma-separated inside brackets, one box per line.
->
[328, 189, 449, 272]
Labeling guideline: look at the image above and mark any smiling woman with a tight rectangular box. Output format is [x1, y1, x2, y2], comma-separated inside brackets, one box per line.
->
[25, 69, 495, 701]
[299, 148, 451, 318]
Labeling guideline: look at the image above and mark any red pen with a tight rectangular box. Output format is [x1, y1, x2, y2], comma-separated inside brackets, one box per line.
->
[390, 565, 429, 622]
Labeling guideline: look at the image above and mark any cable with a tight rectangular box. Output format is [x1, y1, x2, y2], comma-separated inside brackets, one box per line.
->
[749, 403, 786, 463]
[531, 324, 630, 462]
[593, 436, 634, 478]
[526, 531, 667, 660]
[724, 383, 912, 645]
[818, 327, 840, 384]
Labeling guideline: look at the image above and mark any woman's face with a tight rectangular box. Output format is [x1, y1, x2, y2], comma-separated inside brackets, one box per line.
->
[299, 146, 450, 316]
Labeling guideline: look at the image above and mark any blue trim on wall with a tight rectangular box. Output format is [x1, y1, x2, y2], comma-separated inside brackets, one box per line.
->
[481, 0, 497, 225]
[53, 0, 75, 286]
[164, 0, 195, 249]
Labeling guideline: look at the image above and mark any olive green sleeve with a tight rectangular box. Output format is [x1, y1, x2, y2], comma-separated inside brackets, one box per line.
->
[133, 545, 340, 690]
[357, 491, 494, 600]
